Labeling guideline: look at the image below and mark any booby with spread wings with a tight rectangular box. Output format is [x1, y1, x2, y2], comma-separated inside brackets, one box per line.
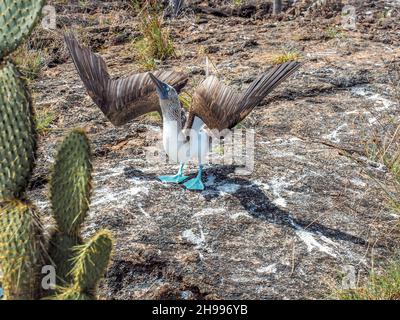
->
[149, 61, 301, 190]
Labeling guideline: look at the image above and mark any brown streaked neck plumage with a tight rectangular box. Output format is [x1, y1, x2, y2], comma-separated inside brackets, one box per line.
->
[160, 98, 183, 125]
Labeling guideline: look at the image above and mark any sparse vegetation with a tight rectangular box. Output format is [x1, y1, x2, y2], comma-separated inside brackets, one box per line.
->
[12, 45, 44, 81]
[365, 60, 400, 215]
[325, 26, 345, 39]
[339, 60, 400, 300]
[339, 260, 400, 300]
[179, 91, 192, 111]
[272, 50, 301, 64]
[35, 109, 56, 134]
[143, 111, 161, 122]
[367, 124, 400, 213]
[130, 0, 160, 13]
[134, 11, 175, 70]
[232, 0, 243, 6]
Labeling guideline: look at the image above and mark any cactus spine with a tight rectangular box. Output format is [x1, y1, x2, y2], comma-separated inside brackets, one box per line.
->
[48, 130, 92, 285]
[50, 130, 92, 235]
[57, 231, 113, 299]
[0, 61, 36, 199]
[0, 200, 44, 299]
[0, 0, 113, 300]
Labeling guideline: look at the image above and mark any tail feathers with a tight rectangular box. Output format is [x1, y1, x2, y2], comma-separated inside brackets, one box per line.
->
[238, 61, 301, 115]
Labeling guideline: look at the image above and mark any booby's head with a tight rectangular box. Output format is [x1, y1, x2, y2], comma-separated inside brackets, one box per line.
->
[149, 73, 178, 101]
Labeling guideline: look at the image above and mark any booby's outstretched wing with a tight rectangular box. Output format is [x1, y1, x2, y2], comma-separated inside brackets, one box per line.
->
[187, 61, 301, 131]
[64, 33, 188, 126]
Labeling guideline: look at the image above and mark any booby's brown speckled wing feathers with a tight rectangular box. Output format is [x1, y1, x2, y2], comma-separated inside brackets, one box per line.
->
[188, 61, 301, 131]
[64, 33, 188, 126]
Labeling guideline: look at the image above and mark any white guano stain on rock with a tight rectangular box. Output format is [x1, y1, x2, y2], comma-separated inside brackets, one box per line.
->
[323, 123, 348, 143]
[273, 197, 287, 208]
[289, 219, 337, 258]
[350, 178, 367, 187]
[256, 263, 277, 274]
[91, 163, 151, 209]
[182, 228, 205, 250]
[193, 208, 225, 218]
[230, 211, 250, 220]
[182, 229, 202, 246]
[91, 184, 149, 208]
[216, 183, 241, 194]
[262, 176, 295, 209]
[351, 86, 396, 124]
[295, 228, 337, 257]
[351, 86, 394, 111]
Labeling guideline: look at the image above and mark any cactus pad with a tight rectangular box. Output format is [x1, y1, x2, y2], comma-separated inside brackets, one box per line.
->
[0, 200, 44, 300]
[50, 129, 92, 234]
[0, 61, 36, 200]
[47, 232, 82, 286]
[71, 230, 113, 293]
[0, 0, 45, 59]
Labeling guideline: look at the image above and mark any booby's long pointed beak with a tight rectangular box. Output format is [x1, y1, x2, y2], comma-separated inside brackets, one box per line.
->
[149, 73, 167, 97]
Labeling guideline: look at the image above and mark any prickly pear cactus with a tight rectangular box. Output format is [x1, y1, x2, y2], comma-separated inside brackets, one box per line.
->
[0, 200, 44, 300]
[50, 130, 93, 235]
[34, 129, 112, 299]
[48, 129, 93, 285]
[53, 230, 113, 300]
[0, 61, 36, 200]
[0, 0, 45, 60]
[47, 232, 83, 285]
[71, 230, 113, 294]
[0, 0, 114, 301]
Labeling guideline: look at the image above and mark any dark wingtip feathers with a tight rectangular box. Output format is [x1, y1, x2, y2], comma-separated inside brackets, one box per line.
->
[239, 60, 301, 113]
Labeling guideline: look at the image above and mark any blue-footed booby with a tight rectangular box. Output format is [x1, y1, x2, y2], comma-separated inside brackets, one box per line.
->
[149, 61, 301, 190]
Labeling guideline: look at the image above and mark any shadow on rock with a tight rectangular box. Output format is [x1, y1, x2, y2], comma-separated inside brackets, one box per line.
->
[202, 165, 367, 247]
[123, 164, 367, 247]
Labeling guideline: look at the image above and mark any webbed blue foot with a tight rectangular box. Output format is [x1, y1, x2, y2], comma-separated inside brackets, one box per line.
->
[159, 174, 189, 183]
[159, 163, 188, 184]
[184, 165, 204, 191]
[184, 177, 204, 190]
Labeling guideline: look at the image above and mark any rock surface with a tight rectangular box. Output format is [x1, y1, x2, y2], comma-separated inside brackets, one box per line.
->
[27, 0, 400, 299]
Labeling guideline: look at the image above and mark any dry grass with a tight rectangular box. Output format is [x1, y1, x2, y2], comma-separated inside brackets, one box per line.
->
[272, 50, 301, 65]
[12, 45, 44, 81]
[35, 109, 57, 134]
[339, 59, 400, 300]
[338, 260, 400, 300]
[325, 26, 345, 39]
[129, 0, 160, 13]
[364, 60, 400, 215]
[134, 10, 175, 71]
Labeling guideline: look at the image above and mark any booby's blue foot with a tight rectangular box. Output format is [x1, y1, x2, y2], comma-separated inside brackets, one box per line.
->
[184, 176, 205, 191]
[159, 174, 189, 183]
[159, 162, 188, 184]
[184, 165, 204, 191]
